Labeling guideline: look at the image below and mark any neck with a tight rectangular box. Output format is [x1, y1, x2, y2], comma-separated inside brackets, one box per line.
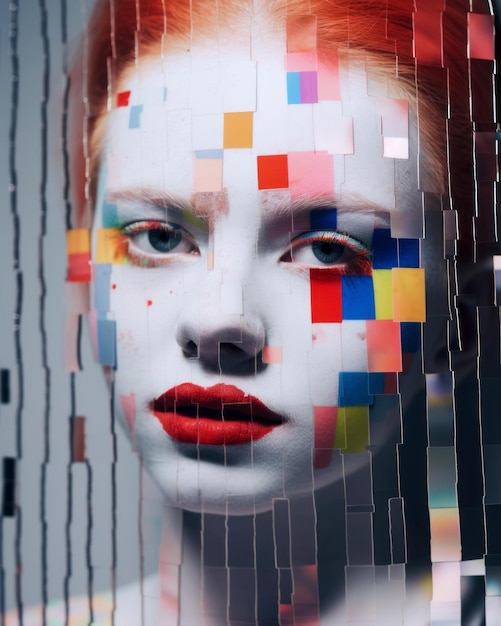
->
[155, 479, 348, 625]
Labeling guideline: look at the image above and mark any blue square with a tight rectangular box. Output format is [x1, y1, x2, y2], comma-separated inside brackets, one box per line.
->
[368, 373, 385, 395]
[94, 264, 112, 313]
[97, 318, 117, 367]
[341, 276, 375, 320]
[338, 372, 373, 406]
[310, 208, 337, 230]
[372, 229, 398, 269]
[398, 239, 420, 268]
[401, 322, 420, 353]
[129, 104, 144, 129]
[287, 72, 301, 105]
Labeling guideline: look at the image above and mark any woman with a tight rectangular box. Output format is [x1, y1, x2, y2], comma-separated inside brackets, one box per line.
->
[4, 0, 499, 623]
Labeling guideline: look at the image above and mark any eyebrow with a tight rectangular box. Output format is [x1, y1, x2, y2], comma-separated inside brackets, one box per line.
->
[106, 186, 391, 227]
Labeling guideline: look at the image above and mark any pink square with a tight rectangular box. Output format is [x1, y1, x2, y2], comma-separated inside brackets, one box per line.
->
[262, 346, 282, 364]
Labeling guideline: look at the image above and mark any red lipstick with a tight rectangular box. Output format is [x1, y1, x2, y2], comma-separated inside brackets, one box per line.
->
[150, 383, 283, 445]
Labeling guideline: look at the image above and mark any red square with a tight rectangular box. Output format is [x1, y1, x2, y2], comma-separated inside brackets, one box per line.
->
[310, 269, 342, 323]
[116, 90, 131, 107]
[257, 155, 289, 190]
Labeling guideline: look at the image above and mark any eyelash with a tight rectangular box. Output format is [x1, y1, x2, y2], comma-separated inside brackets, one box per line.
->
[119, 221, 372, 274]
[121, 220, 200, 267]
[282, 230, 372, 275]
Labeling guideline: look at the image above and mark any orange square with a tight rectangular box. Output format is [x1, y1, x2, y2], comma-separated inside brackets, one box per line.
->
[223, 112, 253, 149]
[95, 229, 127, 264]
[262, 346, 283, 364]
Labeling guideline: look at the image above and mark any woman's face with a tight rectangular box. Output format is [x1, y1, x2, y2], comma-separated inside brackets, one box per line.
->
[91, 19, 424, 514]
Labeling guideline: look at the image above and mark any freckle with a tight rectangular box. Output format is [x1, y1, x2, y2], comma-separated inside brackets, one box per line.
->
[147, 300, 153, 307]
[357, 332, 366, 341]
[112, 284, 117, 290]
[312, 333, 318, 341]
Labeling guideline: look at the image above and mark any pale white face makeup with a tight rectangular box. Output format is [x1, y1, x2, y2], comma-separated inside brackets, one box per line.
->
[92, 21, 421, 515]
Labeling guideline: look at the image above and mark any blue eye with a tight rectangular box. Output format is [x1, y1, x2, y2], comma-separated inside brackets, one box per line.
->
[282, 230, 370, 270]
[147, 227, 183, 252]
[311, 240, 345, 264]
[121, 220, 200, 267]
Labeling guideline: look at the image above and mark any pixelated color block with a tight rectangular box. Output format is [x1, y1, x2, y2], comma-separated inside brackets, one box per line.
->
[116, 90, 131, 107]
[194, 149, 224, 159]
[383, 137, 409, 159]
[429, 507, 461, 562]
[102, 202, 118, 228]
[372, 229, 398, 269]
[262, 346, 282, 364]
[287, 72, 301, 104]
[310, 269, 342, 323]
[317, 55, 341, 101]
[67, 229, 90, 254]
[314, 406, 338, 468]
[432, 562, 461, 602]
[286, 51, 317, 72]
[468, 13, 495, 60]
[97, 318, 117, 367]
[94, 263, 112, 313]
[129, 105, 143, 129]
[334, 406, 369, 453]
[223, 112, 253, 149]
[310, 208, 336, 230]
[367, 373, 385, 395]
[413, 11, 442, 66]
[288, 152, 334, 199]
[193, 157, 223, 192]
[392, 268, 426, 321]
[338, 372, 372, 407]
[300, 72, 318, 104]
[341, 276, 375, 320]
[372, 270, 393, 320]
[67, 253, 92, 282]
[401, 321, 420, 353]
[72, 416, 86, 463]
[95, 229, 127, 264]
[257, 155, 289, 190]
[366, 320, 402, 372]
[398, 238, 420, 267]
[120, 393, 136, 442]
[428, 447, 458, 509]
[286, 15, 317, 53]
[377, 98, 409, 138]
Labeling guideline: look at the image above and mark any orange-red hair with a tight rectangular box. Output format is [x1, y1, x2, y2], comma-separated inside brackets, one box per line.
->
[70, 0, 496, 259]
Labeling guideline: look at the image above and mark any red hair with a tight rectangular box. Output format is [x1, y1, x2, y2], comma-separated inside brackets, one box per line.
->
[70, 0, 496, 259]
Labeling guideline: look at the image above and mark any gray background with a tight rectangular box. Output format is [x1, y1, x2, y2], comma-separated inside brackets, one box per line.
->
[0, 0, 161, 612]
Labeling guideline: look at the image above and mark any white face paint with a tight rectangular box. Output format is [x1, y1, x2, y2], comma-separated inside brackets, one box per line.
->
[92, 19, 421, 515]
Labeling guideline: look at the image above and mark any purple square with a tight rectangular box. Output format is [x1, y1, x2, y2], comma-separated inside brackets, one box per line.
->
[300, 71, 318, 104]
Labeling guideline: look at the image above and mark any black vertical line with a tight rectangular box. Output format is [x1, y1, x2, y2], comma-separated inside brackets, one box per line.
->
[85, 461, 94, 624]
[38, 0, 51, 623]
[9, 1, 24, 623]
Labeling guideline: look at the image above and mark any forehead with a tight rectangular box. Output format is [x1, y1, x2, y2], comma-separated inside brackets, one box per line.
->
[103, 23, 419, 229]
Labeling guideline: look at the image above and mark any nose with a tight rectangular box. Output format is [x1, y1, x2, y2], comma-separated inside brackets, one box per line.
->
[175, 282, 267, 376]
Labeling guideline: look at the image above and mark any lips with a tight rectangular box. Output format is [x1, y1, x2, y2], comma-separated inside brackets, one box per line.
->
[150, 383, 283, 445]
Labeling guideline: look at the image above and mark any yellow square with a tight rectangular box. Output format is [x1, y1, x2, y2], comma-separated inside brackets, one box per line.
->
[223, 112, 253, 149]
[67, 229, 90, 254]
[334, 406, 369, 454]
[95, 228, 127, 264]
[373, 270, 393, 320]
[392, 267, 426, 322]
